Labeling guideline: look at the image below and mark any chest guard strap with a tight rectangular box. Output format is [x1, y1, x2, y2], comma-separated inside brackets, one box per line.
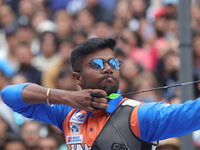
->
[91, 100, 155, 150]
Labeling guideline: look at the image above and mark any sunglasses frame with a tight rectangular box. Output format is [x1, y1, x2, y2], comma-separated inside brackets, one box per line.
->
[77, 58, 123, 72]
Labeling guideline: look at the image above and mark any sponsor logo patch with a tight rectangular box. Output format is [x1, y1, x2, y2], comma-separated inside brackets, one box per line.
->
[69, 112, 87, 124]
[70, 123, 80, 134]
[66, 135, 83, 144]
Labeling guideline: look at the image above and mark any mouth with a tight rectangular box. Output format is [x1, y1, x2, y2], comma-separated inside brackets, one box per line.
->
[107, 77, 115, 83]
[100, 75, 117, 83]
[99, 75, 119, 95]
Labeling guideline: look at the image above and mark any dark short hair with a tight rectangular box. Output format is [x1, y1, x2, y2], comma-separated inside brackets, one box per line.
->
[70, 38, 116, 72]
[3, 135, 27, 150]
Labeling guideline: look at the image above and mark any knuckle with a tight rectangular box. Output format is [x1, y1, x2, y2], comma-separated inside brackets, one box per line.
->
[92, 102, 99, 108]
[81, 99, 89, 106]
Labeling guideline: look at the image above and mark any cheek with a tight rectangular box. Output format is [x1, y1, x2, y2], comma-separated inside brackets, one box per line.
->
[113, 71, 120, 82]
[81, 71, 100, 87]
[115, 71, 120, 78]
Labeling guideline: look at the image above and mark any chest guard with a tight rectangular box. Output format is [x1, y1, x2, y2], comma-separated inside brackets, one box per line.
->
[91, 100, 156, 150]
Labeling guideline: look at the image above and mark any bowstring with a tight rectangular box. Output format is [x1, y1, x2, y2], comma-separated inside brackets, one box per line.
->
[106, 111, 130, 150]
[104, 0, 132, 149]
[114, 0, 132, 56]
[104, 0, 132, 89]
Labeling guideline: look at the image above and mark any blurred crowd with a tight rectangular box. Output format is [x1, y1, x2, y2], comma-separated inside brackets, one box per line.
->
[1, 0, 200, 149]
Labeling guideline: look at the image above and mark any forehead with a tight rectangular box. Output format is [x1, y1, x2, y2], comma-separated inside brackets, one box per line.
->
[84, 47, 115, 62]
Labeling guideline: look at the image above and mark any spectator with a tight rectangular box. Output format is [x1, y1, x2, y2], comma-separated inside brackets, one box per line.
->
[111, 17, 124, 39]
[18, 0, 36, 21]
[129, 0, 147, 32]
[114, 0, 132, 22]
[0, 4, 17, 28]
[120, 27, 138, 57]
[130, 19, 157, 70]
[131, 70, 164, 102]
[155, 50, 180, 101]
[46, 124, 66, 148]
[89, 21, 113, 38]
[66, 0, 86, 16]
[131, 0, 147, 20]
[162, 0, 178, 19]
[9, 73, 29, 85]
[56, 68, 80, 91]
[32, 31, 60, 72]
[3, 135, 27, 150]
[16, 20, 40, 56]
[3, 0, 19, 15]
[0, 70, 8, 91]
[0, 73, 31, 135]
[15, 42, 42, 85]
[53, 9, 73, 41]
[3, 73, 31, 140]
[191, 2, 200, 35]
[153, 6, 168, 37]
[42, 39, 75, 88]
[192, 35, 200, 99]
[37, 135, 60, 150]
[73, 8, 94, 35]
[119, 58, 142, 95]
[84, 0, 114, 24]
[20, 121, 42, 150]
[36, 20, 58, 35]
[0, 117, 9, 150]
[71, 31, 88, 45]
[31, 10, 49, 31]
[0, 25, 19, 77]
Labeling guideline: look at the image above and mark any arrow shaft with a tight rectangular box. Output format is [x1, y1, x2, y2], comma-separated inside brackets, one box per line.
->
[121, 80, 200, 97]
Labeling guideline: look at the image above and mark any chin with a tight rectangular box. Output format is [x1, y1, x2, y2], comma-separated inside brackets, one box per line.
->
[102, 85, 118, 96]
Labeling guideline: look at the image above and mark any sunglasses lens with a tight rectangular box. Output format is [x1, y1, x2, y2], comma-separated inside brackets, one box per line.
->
[91, 59, 104, 70]
[90, 58, 122, 70]
[109, 58, 122, 70]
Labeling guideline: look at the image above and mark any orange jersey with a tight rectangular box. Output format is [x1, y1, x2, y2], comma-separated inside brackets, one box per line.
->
[63, 98, 142, 150]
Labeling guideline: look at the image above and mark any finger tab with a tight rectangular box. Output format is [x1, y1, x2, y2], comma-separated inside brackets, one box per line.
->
[90, 93, 103, 98]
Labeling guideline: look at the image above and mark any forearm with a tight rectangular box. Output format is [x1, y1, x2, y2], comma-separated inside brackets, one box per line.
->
[1, 83, 109, 112]
[1, 83, 74, 108]
[22, 84, 66, 105]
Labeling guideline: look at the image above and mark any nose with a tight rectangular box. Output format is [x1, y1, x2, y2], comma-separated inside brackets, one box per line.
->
[102, 62, 113, 74]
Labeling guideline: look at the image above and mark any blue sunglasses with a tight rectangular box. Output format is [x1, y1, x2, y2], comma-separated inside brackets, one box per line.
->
[77, 58, 123, 72]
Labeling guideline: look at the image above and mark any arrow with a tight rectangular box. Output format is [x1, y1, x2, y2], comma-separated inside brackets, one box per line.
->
[105, 80, 200, 99]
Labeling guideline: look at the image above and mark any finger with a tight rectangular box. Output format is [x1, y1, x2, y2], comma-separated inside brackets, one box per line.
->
[91, 89, 107, 97]
[84, 105, 96, 112]
[90, 93, 108, 110]
[90, 101, 109, 110]
[90, 97, 95, 108]
[90, 97, 100, 110]
[91, 97, 109, 110]
[92, 97, 108, 104]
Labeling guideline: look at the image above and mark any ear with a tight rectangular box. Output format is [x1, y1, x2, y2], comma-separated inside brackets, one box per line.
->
[72, 72, 83, 86]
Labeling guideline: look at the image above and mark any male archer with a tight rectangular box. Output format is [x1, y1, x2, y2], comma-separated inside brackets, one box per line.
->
[2, 38, 200, 150]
